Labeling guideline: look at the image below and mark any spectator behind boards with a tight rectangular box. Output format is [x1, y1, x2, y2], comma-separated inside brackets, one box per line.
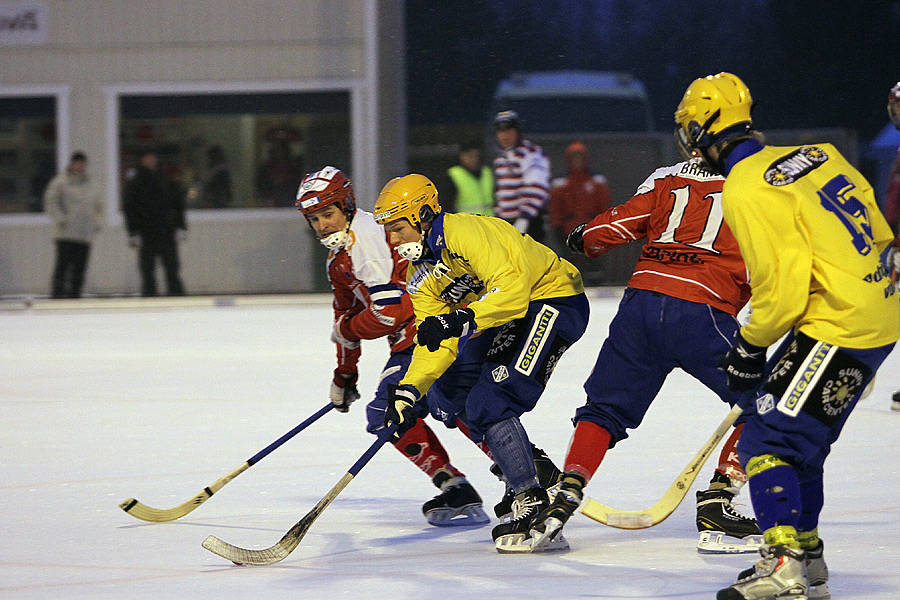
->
[44, 151, 104, 298]
[123, 150, 187, 297]
[445, 140, 494, 215]
[492, 110, 550, 243]
[548, 141, 611, 283]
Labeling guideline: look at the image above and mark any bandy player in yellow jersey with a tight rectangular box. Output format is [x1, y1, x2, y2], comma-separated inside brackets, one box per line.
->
[373, 174, 589, 553]
[674, 72, 899, 600]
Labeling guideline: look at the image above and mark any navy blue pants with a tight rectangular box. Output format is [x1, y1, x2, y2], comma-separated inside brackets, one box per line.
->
[737, 330, 894, 478]
[364, 347, 432, 434]
[574, 288, 748, 447]
[427, 293, 590, 441]
[735, 331, 894, 533]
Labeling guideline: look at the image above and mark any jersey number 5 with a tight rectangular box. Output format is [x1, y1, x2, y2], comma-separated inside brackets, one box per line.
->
[817, 174, 873, 256]
[654, 185, 724, 254]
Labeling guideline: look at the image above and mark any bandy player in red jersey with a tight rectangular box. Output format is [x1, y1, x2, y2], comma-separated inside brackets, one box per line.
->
[529, 159, 762, 553]
[296, 166, 489, 526]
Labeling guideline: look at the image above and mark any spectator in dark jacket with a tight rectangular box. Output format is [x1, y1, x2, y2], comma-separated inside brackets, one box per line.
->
[123, 150, 187, 296]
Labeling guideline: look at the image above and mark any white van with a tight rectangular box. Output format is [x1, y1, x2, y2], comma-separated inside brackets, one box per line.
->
[490, 70, 653, 134]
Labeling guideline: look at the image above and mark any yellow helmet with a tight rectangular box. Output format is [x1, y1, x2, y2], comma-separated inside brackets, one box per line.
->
[373, 174, 441, 229]
[674, 72, 753, 158]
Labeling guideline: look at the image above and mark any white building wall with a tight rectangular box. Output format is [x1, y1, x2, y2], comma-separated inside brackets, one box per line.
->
[0, 0, 405, 296]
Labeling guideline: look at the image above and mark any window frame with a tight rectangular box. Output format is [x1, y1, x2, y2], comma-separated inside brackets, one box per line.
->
[103, 79, 367, 227]
[0, 84, 70, 224]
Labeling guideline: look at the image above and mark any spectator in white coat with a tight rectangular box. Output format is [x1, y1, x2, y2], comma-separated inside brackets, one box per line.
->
[44, 151, 104, 298]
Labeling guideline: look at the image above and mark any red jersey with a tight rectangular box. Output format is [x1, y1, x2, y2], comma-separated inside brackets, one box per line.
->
[581, 160, 750, 316]
[328, 209, 416, 379]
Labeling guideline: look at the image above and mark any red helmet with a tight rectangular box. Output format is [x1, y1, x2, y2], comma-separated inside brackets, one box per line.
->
[295, 166, 355, 216]
[888, 82, 900, 130]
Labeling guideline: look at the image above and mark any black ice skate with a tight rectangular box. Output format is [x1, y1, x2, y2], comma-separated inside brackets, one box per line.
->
[492, 487, 569, 553]
[696, 482, 763, 554]
[717, 545, 808, 600]
[892, 390, 900, 412]
[422, 475, 489, 527]
[530, 472, 585, 551]
[492, 445, 562, 521]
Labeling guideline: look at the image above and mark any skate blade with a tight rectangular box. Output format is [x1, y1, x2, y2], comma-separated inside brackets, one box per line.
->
[495, 531, 569, 554]
[530, 517, 564, 550]
[697, 531, 763, 554]
[426, 505, 490, 527]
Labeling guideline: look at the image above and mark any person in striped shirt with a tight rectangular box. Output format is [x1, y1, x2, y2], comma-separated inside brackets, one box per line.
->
[492, 110, 551, 243]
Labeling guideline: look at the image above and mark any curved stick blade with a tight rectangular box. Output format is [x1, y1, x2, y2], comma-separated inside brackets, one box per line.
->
[202, 472, 353, 565]
[579, 405, 741, 530]
[119, 488, 213, 522]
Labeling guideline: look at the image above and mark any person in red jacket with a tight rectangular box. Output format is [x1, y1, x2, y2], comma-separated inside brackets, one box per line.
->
[548, 142, 612, 284]
[549, 142, 611, 241]
[296, 166, 489, 526]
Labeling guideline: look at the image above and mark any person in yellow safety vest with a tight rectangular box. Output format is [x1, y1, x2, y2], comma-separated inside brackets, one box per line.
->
[446, 140, 495, 216]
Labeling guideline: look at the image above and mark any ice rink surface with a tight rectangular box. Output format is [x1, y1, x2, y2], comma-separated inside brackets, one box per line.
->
[3, 291, 899, 600]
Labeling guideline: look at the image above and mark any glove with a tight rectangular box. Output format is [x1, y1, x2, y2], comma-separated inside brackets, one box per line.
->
[128, 234, 141, 248]
[513, 217, 530, 234]
[330, 371, 360, 413]
[384, 384, 420, 439]
[567, 223, 587, 254]
[331, 314, 361, 349]
[416, 308, 476, 352]
[718, 331, 767, 392]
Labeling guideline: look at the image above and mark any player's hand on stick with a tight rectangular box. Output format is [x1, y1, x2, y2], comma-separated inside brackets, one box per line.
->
[416, 308, 476, 352]
[330, 371, 360, 413]
[718, 331, 767, 392]
[566, 223, 587, 254]
[384, 384, 420, 439]
[331, 314, 361, 349]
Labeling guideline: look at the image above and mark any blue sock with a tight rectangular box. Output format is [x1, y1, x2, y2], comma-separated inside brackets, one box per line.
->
[483, 417, 539, 494]
[748, 463, 801, 532]
[797, 475, 824, 533]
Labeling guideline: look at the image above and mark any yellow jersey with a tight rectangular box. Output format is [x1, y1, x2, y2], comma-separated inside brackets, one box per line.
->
[400, 212, 583, 393]
[722, 142, 900, 349]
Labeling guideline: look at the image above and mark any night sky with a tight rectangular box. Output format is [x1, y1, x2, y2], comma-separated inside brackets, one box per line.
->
[406, 0, 900, 141]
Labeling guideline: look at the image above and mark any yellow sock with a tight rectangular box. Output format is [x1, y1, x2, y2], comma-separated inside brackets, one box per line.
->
[764, 525, 801, 548]
[797, 528, 820, 550]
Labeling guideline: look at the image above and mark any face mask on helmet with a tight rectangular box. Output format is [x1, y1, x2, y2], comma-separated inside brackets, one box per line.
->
[318, 229, 349, 249]
[396, 237, 425, 261]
